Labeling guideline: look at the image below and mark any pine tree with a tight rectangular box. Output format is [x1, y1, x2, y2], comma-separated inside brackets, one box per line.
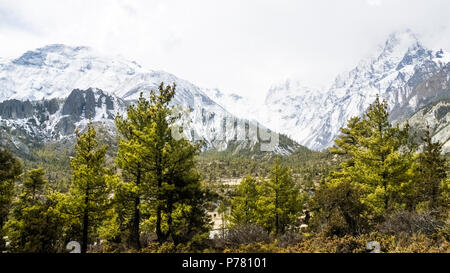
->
[147, 83, 209, 244]
[313, 115, 370, 235]
[6, 169, 66, 253]
[0, 149, 22, 250]
[353, 95, 413, 215]
[115, 82, 210, 247]
[256, 158, 303, 235]
[330, 116, 364, 158]
[21, 168, 47, 205]
[68, 123, 110, 253]
[311, 178, 368, 236]
[115, 92, 154, 250]
[315, 95, 416, 235]
[416, 126, 447, 210]
[229, 175, 259, 226]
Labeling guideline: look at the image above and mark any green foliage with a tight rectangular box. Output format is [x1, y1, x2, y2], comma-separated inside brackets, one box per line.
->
[66, 122, 111, 253]
[415, 127, 448, 211]
[6, 169, 66, 253]
[21, 168, 47, 204]
[352, 96, 414, 214]
[0, 148, 22, 250]
[312, 95, 449, 237]
[229, 159, 304, 235]
[229, 176, 259, 226]
[1, 87, 448, 253]
[256, 158, 304, 234]
[311, 179, 368, 236]
[113, 83, 211, 249]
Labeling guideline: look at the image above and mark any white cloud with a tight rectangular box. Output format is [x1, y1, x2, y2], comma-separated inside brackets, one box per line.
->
[366, 0, 383, 6]
[0, 0, 449, 102]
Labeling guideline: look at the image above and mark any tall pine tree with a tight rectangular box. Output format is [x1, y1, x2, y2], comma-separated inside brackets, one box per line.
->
[416, 126, 447, 210]
[68, 123, 110, 253]
[115, 92, 155, 250]
[353, 95, 413, 215]
[314, 95, 417, 235]
[256, 158, 303, 235]
[229, 175, 259, 227]
[6, 169, 66, 253]
[115, 83, 210, 247]
[0, 149, 22, 251]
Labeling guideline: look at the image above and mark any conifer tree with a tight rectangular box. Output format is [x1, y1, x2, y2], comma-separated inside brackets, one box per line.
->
[115, 93, 154, 250]
[313, 115, 370, 235]
[330, 117, 364, 156]
[6, 169, 66, 253]
[115, 82, 210, 247]
[21, 168, 47, 205]
[0, 149, 22, 250]
[315, 95, 416, 235]
[68, 123, 110, 253]
[256, 158, 303, 235]
[353, 95, 413, 214]
[148, 83, 210, 244]
[416, 127, 447, 210]
[230, 175, 259, 226]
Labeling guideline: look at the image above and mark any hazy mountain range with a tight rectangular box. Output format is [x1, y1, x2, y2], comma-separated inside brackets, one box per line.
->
[0, 29, 448, 154]
[207, 29, 450, 152]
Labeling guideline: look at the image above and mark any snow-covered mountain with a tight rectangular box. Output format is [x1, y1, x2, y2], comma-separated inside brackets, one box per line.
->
[211, 30, 450, 151]
[0, 44, 298, 154]
[408, 98, 450, 154]
[0, 44, 221, 104]
[1, 29, 449, 154]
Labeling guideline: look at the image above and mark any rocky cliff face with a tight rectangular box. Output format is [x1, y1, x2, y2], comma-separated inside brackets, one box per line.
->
[0, 88, 124, 141]
[408, 99, 450, 154]
[0, 87, 299, 156]
[0, 45, 300, 155]
[217, 30, 450, 151]
[3, 31, 448, 155]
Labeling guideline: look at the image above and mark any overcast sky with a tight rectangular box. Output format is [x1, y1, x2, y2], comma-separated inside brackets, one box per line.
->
[1, 0, 450, 101]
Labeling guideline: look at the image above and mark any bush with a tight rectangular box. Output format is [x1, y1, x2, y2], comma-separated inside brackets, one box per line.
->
[223, 224, 271, 248]
[378, 211, 443, 236]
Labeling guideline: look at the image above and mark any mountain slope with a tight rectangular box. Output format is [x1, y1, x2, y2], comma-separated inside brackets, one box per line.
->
[0, 45, 301, 155]
[210, 30, 450, 151]
[408, 98, 450, 154]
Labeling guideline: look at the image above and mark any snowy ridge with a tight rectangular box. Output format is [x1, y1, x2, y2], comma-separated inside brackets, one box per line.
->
[0, 45, 298, 154]
[207, 30, 450, 150]
[408, 99, 450, 154]
[1, 29, 448, 153]
[212, 30, 450, 151]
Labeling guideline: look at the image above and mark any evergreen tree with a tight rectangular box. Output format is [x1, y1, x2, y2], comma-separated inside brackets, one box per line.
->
[67, 123, 110, 253]
[0, 149, 22, 250]
[256, 158, 303, 235]
[314, 95, 416, 235]
[6, 169, 66, 253]
[115, 92, 154, 250]
[148, 83, 210, 244]
[313, 115, 371, 235]
[330, 116, 364, 158]
[115, 82, 211, 247]
[21, 168, 47, 205]
[311, 178, 367, 236]
[416, 127, 447, 210]
[229, 175, 259, 226]
[353, 96, 413, 215]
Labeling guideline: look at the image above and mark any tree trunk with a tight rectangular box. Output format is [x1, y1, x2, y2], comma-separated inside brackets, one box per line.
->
[131, 196, 141, 250]
[130, 169, 141, 250]
[81, 189, 89, 253]
[275, 175, 279, 235]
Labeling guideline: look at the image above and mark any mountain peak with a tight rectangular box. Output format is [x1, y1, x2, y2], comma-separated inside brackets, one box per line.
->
[378, 29, 423, 60]
[12, 44, 92, 67]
